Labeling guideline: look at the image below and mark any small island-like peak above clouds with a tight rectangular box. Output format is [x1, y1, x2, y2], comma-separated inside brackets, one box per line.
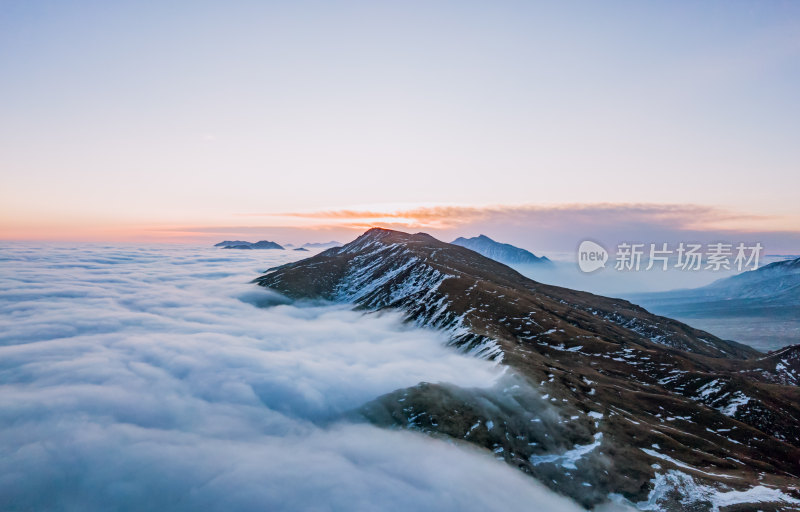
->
[214, 240, 284, 250]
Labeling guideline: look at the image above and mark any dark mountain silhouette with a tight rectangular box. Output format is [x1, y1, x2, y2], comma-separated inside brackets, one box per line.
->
[216, 240, 284, 250]
[214, 240, 251, 247]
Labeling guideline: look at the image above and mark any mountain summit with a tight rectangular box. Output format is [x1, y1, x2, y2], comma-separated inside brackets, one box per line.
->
[451, 234, 550, 265]
[256, 228, 800, 509]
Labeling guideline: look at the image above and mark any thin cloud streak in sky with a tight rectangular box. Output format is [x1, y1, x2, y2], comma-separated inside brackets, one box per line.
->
[266, 203, 774, 230]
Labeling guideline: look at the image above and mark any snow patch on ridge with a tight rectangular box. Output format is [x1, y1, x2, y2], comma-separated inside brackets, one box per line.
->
[530, 432, 603, 470]
[627, 469, 800, 512]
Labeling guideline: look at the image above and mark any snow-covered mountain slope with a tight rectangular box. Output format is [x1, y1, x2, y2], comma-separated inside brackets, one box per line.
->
[256, 228, 800, 510]
[451, 234, 550, 265]
[738, 345, 800, 386]
[703, 256, 800, 303]
[628, 256, 800, 351]
[634, 256, 800, 305]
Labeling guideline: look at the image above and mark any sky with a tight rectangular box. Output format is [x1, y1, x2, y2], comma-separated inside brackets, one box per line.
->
[1, 1, 799, 248]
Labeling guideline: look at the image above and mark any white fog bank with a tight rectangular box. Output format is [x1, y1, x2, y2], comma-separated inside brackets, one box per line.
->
[0, 244, 591, 511]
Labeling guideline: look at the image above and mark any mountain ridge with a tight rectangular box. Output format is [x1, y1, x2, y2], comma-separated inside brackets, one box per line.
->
[255, 227, 800, 509]
[259, 228, 756, 359]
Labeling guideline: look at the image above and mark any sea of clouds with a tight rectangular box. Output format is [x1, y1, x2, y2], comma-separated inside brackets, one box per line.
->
[0, 244, 596, 511]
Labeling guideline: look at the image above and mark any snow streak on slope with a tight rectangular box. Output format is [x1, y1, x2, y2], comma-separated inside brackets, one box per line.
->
[631, 469, 800, 512]
[317, 238, 505, 361]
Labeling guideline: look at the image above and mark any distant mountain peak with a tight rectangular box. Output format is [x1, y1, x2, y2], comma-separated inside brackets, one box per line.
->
[214, 240, 251, 247]
[250, 240, 284, 250]
[757, 255, 800, 273]
[301, 241, 343, 249]
[451, 234, 550, 265]
[701, 254, 800, 301]
[215, 240, 284, 250]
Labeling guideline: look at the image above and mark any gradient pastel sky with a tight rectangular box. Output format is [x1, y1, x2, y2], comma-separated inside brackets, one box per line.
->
[1, 1, 799, 246]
